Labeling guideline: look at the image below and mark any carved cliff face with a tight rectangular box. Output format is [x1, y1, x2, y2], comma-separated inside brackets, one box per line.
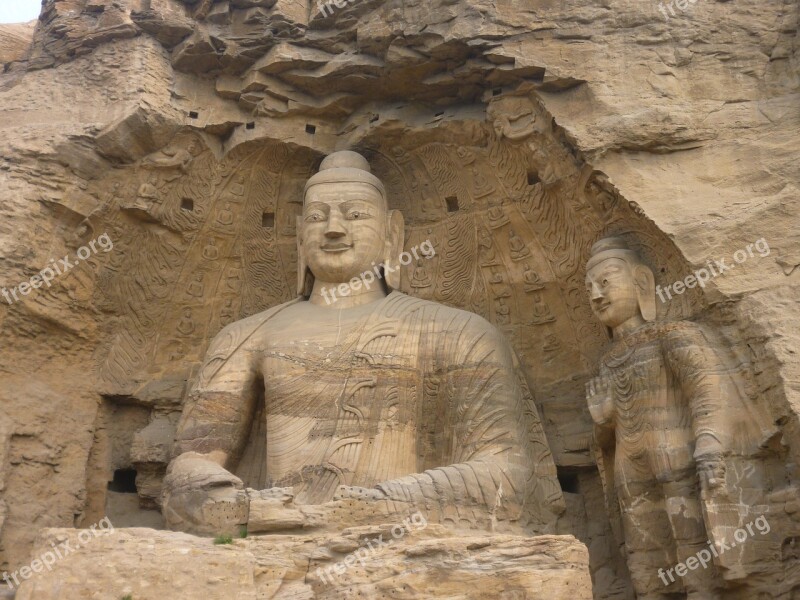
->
[488, 97, 548, 142]
[302, 181, 387, 285]
[585, 257, 641, 330]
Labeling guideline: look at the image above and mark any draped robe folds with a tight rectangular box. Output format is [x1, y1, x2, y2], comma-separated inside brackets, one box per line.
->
[174, 292, 563, 534]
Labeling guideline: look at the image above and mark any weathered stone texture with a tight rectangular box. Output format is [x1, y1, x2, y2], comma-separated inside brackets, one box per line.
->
[15, 527, 592, 599]
[0, 0, 796, 598]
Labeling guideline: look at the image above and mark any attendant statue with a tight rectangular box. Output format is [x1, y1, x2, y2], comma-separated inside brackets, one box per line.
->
[584, 237, 773, 599]
[162, 151, 563, 537]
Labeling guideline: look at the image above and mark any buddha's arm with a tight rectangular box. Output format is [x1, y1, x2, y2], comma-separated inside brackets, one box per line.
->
[663, 323, 727, 450]
[374, 322, 548, 530]
[173, 340, 260, 468]
[162, 324, 261, 532]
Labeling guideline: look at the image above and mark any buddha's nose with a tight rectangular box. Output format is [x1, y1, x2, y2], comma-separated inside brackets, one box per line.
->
[324, 212, 346, 238]
[590, 283, 604, 301]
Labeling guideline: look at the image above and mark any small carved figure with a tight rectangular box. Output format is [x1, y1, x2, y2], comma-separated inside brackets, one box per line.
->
[177, 308, 196, 336]
[456, 146, 476, 166]
[134, 179, 160, 211]
[216, 203, 234, 226]
[530, 292, 555, 325]
[488, 200, 509, 229]
[488, 97, 547, 142]
[472, 168, 495, 198]
[410, 259, 432, 288]
[225, 268, 242, 292]
[220, 298, 236, 326]
[584, 176, 617, 223]
[488, 270, 511, 298]
[523, 264, 544, 292]
[508, 230, 530, 261]
[496, 298, 511, 324]
[230, 174, 246, 197]
[479, 227, 500, 266]
[187, 273, 205, 298]
[141, 138, 201, 178]
[202, 239, 220, 261]
[542, 332, 559, 353]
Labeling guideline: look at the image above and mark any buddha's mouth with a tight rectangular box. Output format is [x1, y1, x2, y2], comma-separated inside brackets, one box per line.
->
[321, 242, 354, 252]
[594, 302, 611, 313]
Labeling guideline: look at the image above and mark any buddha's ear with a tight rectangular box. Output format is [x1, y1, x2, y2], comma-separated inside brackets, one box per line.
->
[384, 210, 405, 291]
[633, 264, 657, 322]
[296, 216, 313, 297]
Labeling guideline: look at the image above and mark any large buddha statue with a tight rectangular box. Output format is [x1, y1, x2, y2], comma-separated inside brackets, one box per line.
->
[162, 151, 563, 537]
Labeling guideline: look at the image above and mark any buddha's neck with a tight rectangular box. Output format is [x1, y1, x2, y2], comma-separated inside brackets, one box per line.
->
[612, 314, 646, 340]
[309, 279, 388, 308]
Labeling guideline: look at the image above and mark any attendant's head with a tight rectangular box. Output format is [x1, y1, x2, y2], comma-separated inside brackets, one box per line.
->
[585, 237, 656, 337]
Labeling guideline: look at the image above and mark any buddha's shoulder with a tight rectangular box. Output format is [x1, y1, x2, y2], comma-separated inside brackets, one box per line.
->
[208, 298, 301, 351]
[386, 292, 500, 334]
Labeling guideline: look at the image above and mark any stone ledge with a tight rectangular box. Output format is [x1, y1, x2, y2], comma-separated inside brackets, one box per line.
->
[14, 526, 592, 599]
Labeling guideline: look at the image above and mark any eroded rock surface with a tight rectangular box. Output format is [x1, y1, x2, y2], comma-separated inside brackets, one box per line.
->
[15, 526, 592, 599]
[0, 1, 796, 599]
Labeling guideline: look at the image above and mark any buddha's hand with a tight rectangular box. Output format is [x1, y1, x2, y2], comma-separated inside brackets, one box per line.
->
[334, 485, 388, 501]
[162, 452, 248, 535]
[694, 434, 726, 492]
[586, 376, 614, 426]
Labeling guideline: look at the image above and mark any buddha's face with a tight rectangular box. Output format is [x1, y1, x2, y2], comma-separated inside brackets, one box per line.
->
[302, 181, 386, 283]
[585, 257, 641, 329]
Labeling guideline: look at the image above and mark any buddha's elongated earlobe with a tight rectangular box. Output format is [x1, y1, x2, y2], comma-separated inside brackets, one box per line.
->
[634, 264, 657, 322]
[296, 216, 313, 297]
[383, 210, 405, 291]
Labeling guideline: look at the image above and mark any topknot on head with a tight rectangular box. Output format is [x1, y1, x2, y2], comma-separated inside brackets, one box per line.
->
[318, 151, 372, 173]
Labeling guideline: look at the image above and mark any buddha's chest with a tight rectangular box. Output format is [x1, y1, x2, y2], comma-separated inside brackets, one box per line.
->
[604, 341, 670, 411]
[257, 309, 422, 427]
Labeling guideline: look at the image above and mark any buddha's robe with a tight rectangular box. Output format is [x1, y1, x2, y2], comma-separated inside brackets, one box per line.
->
[174, 292, 562, 533]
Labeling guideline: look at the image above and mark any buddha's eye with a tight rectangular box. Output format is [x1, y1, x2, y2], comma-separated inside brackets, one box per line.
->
[347, 209, 369, 220]
[602, 279, 609, 287]
[305, 212, 325, 222]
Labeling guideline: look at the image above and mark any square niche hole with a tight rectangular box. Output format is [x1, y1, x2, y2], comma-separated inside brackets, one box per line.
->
[556, 468, 580, 494]
[305, 124, 317, 134]
[527, 170, 542, 186]
[246, 121, 255, 130]
[262, 212, 275, 228]
[181, 198, 194, 211]
[188, 110, 199, 119]
[108, 469, 138, 494]
[445, 196, 459, 213]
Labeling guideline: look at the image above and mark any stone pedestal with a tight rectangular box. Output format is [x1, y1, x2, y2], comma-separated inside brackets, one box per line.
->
[14, 526, 592, 600]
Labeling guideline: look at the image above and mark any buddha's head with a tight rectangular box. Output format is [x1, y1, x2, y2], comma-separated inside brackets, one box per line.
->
[585, 237, 656, 336]
[297, 151, 404, 295]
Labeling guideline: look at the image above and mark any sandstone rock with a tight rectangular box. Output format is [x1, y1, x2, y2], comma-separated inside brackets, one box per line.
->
[14, 527, 592, 600]
[0, 21, 36, 68]
[0, 1, 796, 600]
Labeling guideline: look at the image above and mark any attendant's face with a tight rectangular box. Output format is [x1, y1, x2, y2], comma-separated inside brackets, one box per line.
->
[585, 257, 640, 329]
[302, 182, 386, 283]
